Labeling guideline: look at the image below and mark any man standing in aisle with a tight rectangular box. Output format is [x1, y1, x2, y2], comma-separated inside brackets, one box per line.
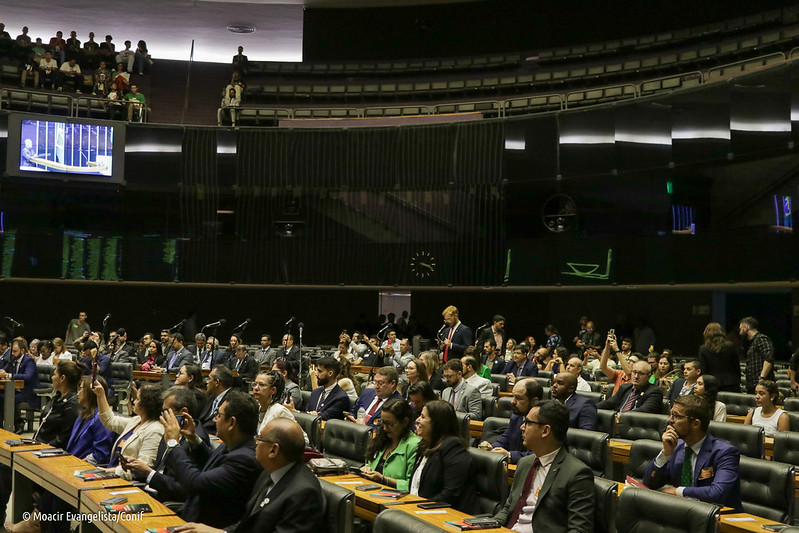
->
[739, 317, 774, 394]
[438, 305, 473, 363]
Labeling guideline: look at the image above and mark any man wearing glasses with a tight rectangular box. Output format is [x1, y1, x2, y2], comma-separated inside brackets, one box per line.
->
[597, 360, 663, 413]
[644, 395, 743, 510]
[492, 399, 594, 532]
[347, 366, 401, 427]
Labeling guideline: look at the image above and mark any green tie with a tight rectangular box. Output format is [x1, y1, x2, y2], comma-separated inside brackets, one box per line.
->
[681, 446, 693, 487]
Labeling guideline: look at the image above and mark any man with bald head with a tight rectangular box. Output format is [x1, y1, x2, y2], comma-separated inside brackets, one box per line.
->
[565, 357, 591, 392]
[597, 360, 663, 414]
[176, 419, 324, 533]
[551, 372, 597, 430]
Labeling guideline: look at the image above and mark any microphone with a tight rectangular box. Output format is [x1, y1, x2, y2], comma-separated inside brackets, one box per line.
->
[170, 319, 186, 332]
[284, 317, 296, 328]
[378, 323, 391, 336]
[5, 317, 22, 328]
[233, 318, 252, 331]
[436, 323, 447, 339]
[298, 322, 305, 329]
[204, 319, 227, 329]
[102, 314, 112, 327]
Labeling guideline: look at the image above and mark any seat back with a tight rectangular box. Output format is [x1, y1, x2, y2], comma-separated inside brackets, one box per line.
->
[490, 374, 509, 393]
[784, 411, 799, 432]
[373, 508, 449, 533]
[773, 431, 799, 466]
[293, 411, 321, 450]
[300, 390, 311, 411]
[36, 365, 55, 387]
[576, 390, 603, 404]
[625, 439, 663, 481]
[321, 419, 372, 467]
[717, 392, 756, 416]
[538, 370, 553, 380]
[739, 456, 795, 523]
[110, 362, 133, 383]
[531, 376, 550, 388]
[597, 409, 617, 437]
[495, 397, 513, 419]
[616, 487, 720, 533]
[594, 477, 618, 533]
[566, 428, 609, 477]
[319, 479, 354, 533]
[708, 421, 764, 458]
[468, 447, 509, 515]
[784, 397, 799, 412]
[617, 412, 668, 441]
[481, 396, 496, 420]
[455, 411, 471, 441]
[481, 417, 509, 445]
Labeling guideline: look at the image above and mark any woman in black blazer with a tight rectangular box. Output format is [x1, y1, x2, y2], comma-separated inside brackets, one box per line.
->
[409, 400, 477, 513]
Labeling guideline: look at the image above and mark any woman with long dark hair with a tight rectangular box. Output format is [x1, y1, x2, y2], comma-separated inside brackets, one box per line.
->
[409, 400, 476, 512]
[698, 322, 741, 392]
[175, 363, 207, 415]
[745, 380, 788, 437]
[361, 399, 420, 490]
[694, 374, 726, 422]
[401, 358, 427, 402]
[273, 359, 302, 409]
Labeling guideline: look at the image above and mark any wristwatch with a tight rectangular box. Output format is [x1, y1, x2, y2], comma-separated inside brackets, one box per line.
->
[166, 439, 179, 449]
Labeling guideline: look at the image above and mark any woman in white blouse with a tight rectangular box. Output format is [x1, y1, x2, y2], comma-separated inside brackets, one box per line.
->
[693, 374, 726, 422]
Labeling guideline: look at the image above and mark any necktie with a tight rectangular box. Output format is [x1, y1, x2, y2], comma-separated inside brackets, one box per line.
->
[681, 446, 693, 487]
[449, 388, 458, 406]
[364, 398, 382, 424]
[621, 389, 639, 412]
[507, 458, 541, 527]
[317, 389, 327, 411]
[170, 350, 178, 368]
[444, 328, 454, 362]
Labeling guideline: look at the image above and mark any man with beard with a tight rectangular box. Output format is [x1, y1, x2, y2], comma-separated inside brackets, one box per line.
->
[478, 378, 543, 464]
[305, 357, 350, 421]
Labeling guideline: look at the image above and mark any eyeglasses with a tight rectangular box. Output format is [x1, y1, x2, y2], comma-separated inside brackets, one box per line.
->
[377, 418, 397, 428]
[254, 436, 273, 444]
[522, 418, 547, 427]
[668, 412, 694, 420]
[630, 370, 650, 376]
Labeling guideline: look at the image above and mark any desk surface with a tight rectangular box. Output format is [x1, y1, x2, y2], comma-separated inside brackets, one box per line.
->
[116, 514, 186, 533]
[81, 486, 176, 517]
[323, 474, 426, 520]
[394, 502, 514, 532]
[0, 429, 52, 466]
[719, 513, 785, 533]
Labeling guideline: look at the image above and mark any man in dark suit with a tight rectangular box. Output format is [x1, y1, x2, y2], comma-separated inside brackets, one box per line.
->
[348, 366, 402, 427]
[177, 418, 324, 533]
[228, 345, 258, 381]
[126, 387, 210, 503]
[503, 343, 539, 383]
[198, 336, 228, 370]
[493, 399, 594, 532]
[166, 333, 194, 373]
[186, 333, 206, 358]
[197, 366, 233, 435]
[438, 305, 473, 362]
[644, 395, 743, 510]
[275, 333, 300, 363]
[477, 314, 508, 358]
[107, 337, 136, 365]
[305, 356, 350, 420]
[479, 378, 543, 464]
[0, 339, 41, 432]
[596, 360, 663, 413]
[551, 372, 597, 431]
[162, 391, 263, 529]
[667, 359, 702, 407]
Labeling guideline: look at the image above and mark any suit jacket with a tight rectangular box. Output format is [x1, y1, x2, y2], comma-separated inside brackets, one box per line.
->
[80, 353, 114, 388]
[478, 327, 508, 357]
[109, 348, 136, 365]
[146, 424, 210, 502]
[412, 436, 477, 513]
[34, 391, 79, 448]
[350, 389, 403, 426]
[667, 378, 696, 407]
[441, 323, 473, 361]
[565, 394, 597, 431]
[166, 347, 194, 372]
[493, 448, 594, 533]
[253, 347, 278, 367]
[224, 462, 324, 533]
[66, 409, 116, 465]
[502, 358, 539, 378]
[275, 346, 300, 363]
[228, 355, 258, 381]
[1, 354, 41, 407]
[441, 381, 482, 420]
[483, 355, 507, 375]
[491, 413, 530, 464]
[306, 383, 350, 421]
[596, 382, 663, 413]
[165, 437, 263, 529]
[99, 410, 164, 479]
[199, 349, 228, 369]
[198, 388, 230, 435]
[644, 434, 743, 511]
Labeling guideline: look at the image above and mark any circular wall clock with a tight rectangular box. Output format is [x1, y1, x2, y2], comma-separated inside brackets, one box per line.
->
[410, 251, 436, 278]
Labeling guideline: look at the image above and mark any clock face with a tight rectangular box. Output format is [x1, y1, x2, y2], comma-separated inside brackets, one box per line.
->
[410, 251, 436, 278]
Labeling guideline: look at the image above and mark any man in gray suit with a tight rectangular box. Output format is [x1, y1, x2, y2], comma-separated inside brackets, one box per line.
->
[254, 334, 278, 367]
[493, 399, 594, 533]
[166, 333, 194, 373]
[440, 359, 482, 420]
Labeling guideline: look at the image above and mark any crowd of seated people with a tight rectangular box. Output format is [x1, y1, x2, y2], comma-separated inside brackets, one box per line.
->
[0, 24, 150, 121]
[0, 304, 792, 531]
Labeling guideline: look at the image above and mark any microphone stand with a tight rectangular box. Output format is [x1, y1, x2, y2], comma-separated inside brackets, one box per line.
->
[297, 321, 304, 389]
[370, 324, 390, 380]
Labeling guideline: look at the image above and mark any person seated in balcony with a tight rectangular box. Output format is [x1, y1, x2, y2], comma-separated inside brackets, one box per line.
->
[99, 34, 115, 63]
[218, 87, 241, 127]
[93, 61, 111, 96]
[58, 58, 82, 93]
[112, 62, 129, 93]
[19, 40, 44, 88]
[134, 40, 153, 75]
[48, 30, 66, 64]
[65, 30, 81, 62]
[107, 82, 125, 120]
[124, 84, 147, 122]
[38, 51, 59, 90]
[83, 32, 100, 69]
[116, 40, 135, 73]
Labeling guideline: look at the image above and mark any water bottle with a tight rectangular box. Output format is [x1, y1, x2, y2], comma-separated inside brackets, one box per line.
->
[357, 404, 366, 423]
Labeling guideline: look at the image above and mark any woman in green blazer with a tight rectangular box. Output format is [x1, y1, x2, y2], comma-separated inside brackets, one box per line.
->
[361, 398, 420, 491]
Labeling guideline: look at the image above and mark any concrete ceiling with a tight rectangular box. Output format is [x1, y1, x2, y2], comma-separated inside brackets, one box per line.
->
[1, 0, 476, 64]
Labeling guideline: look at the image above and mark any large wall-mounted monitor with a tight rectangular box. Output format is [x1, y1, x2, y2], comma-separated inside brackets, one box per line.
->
[5, 114, 125, 184]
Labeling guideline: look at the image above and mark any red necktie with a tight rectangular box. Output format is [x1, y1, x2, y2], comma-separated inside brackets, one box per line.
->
[621, 389, 639, 412]
[364, 398, 382, 424]
[506, 458, 541, 527]
[444, 328, 454, 362]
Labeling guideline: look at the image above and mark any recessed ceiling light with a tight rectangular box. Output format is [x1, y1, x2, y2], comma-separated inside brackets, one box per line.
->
[227, 24, 256, 34]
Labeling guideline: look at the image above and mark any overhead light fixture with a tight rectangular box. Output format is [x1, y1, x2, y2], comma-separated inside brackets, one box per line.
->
[227, 24, 256, 34]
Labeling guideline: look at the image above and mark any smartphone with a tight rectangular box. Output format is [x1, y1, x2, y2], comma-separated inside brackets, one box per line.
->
[100, 496, 128, 506]
[175, 414, 185, 428]
[91, 360, 98, 387]
[117, 452, 129, 469]
[608, 329, 615, 337]
[417, 502, 451, 509]
[761, 525, 787, 532]
[355, 484, 381, 491]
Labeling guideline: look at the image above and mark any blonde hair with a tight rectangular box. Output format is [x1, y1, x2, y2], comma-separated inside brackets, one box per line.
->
[442, 305, 459, 318]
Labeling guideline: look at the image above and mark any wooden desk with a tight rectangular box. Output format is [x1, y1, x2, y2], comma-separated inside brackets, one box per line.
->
[0, 380, 24, 432]
[113, 514, 186, 533]
[322, 474, 426, 520]
[499, 392, 512, 398]
[469, 420, 483, 438]
[0, 428, 52, 467]
[394, 502, 514, 532]
[80, 487, 176, 533]
[609, 439, 631, 464]
[726, 415, 747, 424]
[719, 513, 785, 533]
[133, 371, 174, 386]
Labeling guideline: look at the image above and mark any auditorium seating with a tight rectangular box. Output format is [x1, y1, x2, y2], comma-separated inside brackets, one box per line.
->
[565, 428, 610, 478]
[372, 508, 447, 533]
[468, 447, 509, 515]
[717, 392, 756, 416]
[111, 362, 134, 411]
[596, 409, 617, 437]
[576, 390, 603, 404]
[319, 479, 356, 533]
[320, 419, 372, 467]
[481, 396, 496, 420]
[617, 412, 668, 442]
[293, 411, 322, 450]
[480, 417, 509, 445]
[625, 439, 663, 482]
[455, 411, 471, 441]
[738, 456, 795, 524]
[494, 397, 513, 419]
[708, 421, 764, 459]
[593, 477, 618, 533]
[615, 487, 720, 533]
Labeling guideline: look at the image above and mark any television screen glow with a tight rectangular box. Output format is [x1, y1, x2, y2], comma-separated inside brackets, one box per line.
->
[19, 119, 114, 177]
